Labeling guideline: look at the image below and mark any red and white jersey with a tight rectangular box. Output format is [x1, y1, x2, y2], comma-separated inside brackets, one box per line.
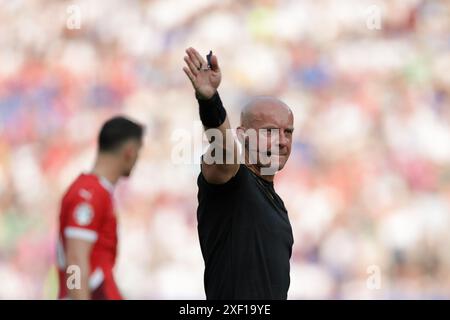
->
[57, 173, 122, 300]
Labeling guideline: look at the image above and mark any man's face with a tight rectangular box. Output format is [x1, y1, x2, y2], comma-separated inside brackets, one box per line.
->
[120, 139, 143, 177]
[239, 100, 294, 173]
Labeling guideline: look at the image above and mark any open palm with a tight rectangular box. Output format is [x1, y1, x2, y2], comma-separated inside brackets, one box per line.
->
[183, 47, 221, 100]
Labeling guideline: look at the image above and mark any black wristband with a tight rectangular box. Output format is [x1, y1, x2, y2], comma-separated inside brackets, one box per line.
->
[197, 91, 227, 128]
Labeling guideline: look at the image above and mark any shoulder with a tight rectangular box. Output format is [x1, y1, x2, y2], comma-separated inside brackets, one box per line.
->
[198, 164, 250, 192]
[60, 175, 111, 238]
[63, 175, 110, 210]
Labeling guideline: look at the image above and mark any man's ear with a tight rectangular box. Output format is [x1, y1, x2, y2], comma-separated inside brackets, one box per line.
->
[236, 126, 245, 139]
[122, 142, 134, 160]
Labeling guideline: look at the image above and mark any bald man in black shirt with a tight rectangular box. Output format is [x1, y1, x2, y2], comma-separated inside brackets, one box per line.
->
[183, 47, 294, 300]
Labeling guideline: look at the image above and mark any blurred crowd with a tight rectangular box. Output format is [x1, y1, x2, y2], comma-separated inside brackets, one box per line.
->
[0, 0, 449, 299]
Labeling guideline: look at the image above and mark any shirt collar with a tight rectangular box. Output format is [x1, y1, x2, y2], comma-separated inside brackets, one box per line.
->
[99, 176, 115, 194]
[84, 172, 115, 194]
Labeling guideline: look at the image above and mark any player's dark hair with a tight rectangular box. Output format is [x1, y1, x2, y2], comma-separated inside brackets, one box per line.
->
[98, 116, 144, 152]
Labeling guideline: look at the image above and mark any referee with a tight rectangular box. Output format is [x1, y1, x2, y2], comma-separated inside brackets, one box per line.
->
[183, 47, 294, 300]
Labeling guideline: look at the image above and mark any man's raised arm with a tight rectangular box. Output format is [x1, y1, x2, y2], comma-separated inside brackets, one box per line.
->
[183, 47, 239, 184]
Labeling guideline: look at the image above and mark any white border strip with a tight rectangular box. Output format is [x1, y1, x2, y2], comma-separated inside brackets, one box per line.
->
[64, 227, 98, 242]
[89, 267, 104, 291]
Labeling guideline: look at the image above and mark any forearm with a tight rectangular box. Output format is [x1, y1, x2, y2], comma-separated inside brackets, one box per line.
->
[183, 47, 238, 182]
[67, 258, 91, 299]
[198, 92, 238, 163]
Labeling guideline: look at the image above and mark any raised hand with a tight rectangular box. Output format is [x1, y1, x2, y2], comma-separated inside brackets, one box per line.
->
[183, 47, 221, 100]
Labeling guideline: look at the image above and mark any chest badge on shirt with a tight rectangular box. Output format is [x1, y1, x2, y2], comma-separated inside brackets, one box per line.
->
[79, 188, 92, 200]
[74, 203, 94, 226]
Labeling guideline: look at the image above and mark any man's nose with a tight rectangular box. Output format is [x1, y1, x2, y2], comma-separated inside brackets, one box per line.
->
[278, 131, 288, 148]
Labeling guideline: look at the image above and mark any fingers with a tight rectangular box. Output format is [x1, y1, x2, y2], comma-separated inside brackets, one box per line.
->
[210, 54, 220, 72]
[183, 67, 195, 84]
[192, 48, 207, 66]
[187, 47, 206, 69]
[186, 48, 201, 69]
[184, 56, 199, 77]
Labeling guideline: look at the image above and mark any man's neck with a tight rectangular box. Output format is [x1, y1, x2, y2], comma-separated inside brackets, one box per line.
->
[92, 155, 121, 186]
[244, 157, 275, 183]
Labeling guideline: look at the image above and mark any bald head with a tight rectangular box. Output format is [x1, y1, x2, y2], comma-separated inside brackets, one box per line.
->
[238, 96, 294, 175]
[240, 96, 292, 128]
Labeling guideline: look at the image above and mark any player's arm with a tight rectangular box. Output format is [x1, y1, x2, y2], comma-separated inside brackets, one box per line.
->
[183, 47, 239, 184]
[66, 238, 93, 300]
[63, 196, 103, 300]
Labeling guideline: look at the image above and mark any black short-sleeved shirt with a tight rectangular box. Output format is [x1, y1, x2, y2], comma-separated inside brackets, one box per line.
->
[197, 164, 294, 300]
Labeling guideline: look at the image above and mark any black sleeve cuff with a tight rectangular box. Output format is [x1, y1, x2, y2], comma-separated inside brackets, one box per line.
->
[197, 91, 227, 128]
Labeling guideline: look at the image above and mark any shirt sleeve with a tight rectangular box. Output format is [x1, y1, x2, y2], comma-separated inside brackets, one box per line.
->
[198, 163, 245, 193]
[63, 192, 106, 243]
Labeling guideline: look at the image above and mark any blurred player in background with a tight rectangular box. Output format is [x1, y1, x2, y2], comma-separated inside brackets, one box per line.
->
[56, 116, 144, 300]
[183, 47, 294, 299]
